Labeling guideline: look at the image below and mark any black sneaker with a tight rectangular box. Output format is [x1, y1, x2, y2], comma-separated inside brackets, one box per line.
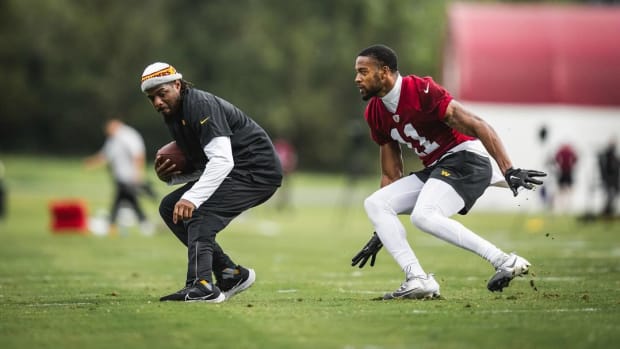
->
[159, 285, 191, 301]
[185, 280, 225, 303]
[217, 265, 256, 299]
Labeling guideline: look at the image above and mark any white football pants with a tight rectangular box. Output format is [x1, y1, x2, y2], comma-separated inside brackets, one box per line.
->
[364, 176, 507, 277]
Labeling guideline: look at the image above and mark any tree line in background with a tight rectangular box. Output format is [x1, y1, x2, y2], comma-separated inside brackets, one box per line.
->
[0, 0, 583, 172]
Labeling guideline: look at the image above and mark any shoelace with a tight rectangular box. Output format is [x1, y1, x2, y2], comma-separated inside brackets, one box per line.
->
[176, 286, 191, 293]
[497, 256, 518, 272]
[397, 276, 426, 291]
[397, 282, 409, 292]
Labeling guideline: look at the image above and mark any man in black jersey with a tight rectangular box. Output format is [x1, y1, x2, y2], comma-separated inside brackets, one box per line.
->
[141, 62, 282, 302]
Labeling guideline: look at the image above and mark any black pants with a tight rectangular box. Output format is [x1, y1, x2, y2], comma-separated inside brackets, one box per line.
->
[603, 183, 618, 216]
[159, 177, 278, 285]
[110, 182, 146, 224]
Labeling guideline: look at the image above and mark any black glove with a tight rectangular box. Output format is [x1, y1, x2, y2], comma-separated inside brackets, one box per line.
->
[351, 232, 383, 268]
[504, 167, 547, 197]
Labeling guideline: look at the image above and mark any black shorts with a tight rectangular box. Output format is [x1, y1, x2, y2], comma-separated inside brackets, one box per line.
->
[557, 171, 573, 188]
[413, 151, 492, 215]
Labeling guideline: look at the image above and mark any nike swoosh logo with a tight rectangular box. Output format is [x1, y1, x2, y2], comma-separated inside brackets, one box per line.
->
[200, 116, 210, 125]
[423, 82, 430, 94]
[510, 176, 520, 181]
[505, 258, 517, 268]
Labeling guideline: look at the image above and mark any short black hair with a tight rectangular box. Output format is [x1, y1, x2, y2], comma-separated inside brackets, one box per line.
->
[358, 44, 398, 71]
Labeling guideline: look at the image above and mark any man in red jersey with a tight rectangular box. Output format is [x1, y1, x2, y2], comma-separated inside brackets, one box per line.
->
[350, 44, 546, 299]
[553, 143, 578, 213]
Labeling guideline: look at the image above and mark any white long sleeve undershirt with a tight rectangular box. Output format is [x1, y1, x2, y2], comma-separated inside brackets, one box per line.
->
[180, 136, 234, 208]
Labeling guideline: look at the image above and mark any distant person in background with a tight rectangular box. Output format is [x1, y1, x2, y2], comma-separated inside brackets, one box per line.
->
[274, 138, 298, 210]
[84, 119, 154, 235]
[338, 120, 370, 222]
[351, 44, 546, 300]
[536, 126, 554, 210]
[0, 160, 6, 220]
[553, 143, 578, 214]
[598, 138, 619, 217]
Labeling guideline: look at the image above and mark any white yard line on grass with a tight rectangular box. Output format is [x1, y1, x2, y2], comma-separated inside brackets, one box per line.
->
[24, 302, 94, 307]
[338, 288, 380, 295]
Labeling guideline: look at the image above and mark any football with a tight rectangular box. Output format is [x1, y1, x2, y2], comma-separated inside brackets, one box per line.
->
[155, 141, 187, 172]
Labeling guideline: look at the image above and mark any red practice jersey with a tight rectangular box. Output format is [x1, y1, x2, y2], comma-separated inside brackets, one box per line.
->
[364, 75, 475, 167]
[555, 144, 577, 172]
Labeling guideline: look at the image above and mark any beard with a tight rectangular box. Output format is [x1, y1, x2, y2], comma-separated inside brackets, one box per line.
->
[158, 97, 181, 118]
[361, 84, 382, 101]
[359, 74, 382, 101]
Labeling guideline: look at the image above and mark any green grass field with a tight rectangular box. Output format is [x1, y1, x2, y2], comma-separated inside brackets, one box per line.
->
[0, 155, 618, 349]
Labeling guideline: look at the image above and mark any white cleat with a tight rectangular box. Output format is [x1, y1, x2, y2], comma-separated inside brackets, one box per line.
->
[487, 253, 531, 292]
[383, 273, 440, 300]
